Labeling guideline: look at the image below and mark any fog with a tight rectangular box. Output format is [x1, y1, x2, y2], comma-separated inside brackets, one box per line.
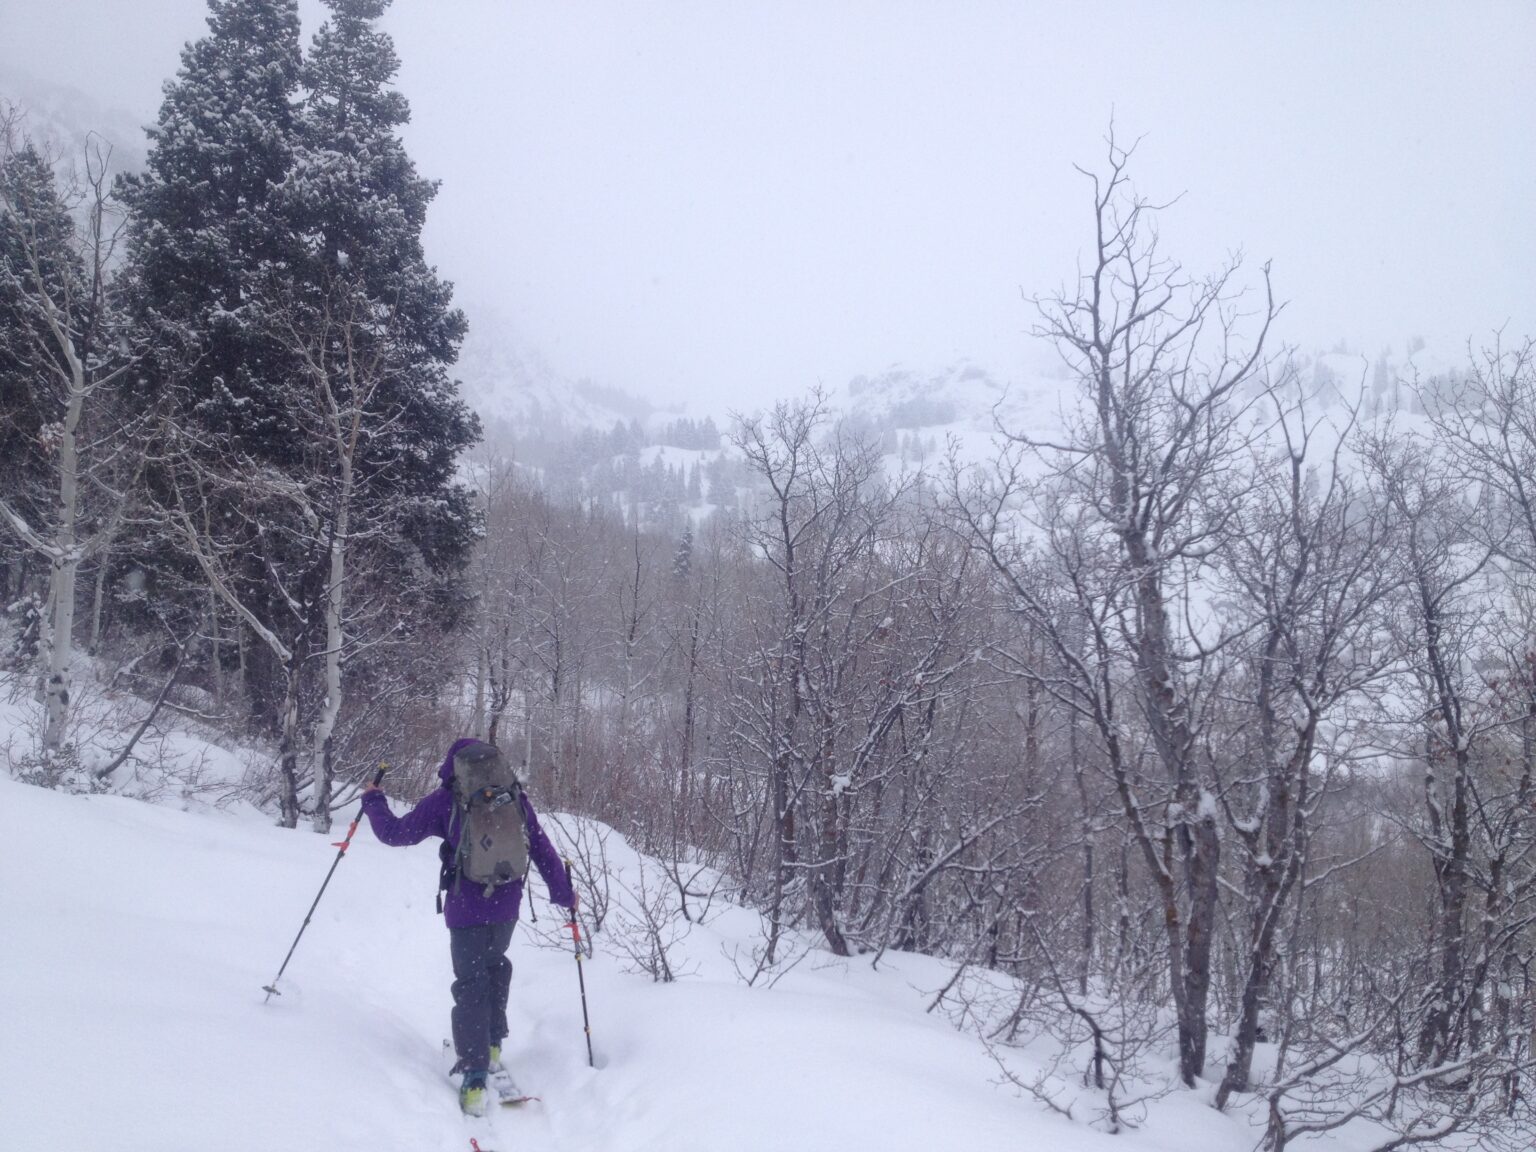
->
[2, 0, 1532, 412]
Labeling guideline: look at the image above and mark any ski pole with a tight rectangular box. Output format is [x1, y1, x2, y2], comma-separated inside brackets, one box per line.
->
[262, 764, 387, 1002]
[565, 857, 595, 1067]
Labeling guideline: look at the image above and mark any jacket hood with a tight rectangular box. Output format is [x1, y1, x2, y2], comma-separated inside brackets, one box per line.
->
[438, 737, 487, 784]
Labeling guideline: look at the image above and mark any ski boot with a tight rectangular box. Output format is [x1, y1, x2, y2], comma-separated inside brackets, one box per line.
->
[459, 1069, 489, 1117]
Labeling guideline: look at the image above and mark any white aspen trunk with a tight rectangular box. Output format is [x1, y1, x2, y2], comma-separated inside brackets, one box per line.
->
[310, 464, 350, 834]
[618, 642, 633, 772]
[35, 580, 55, 706]
[42, 342, 87, 754]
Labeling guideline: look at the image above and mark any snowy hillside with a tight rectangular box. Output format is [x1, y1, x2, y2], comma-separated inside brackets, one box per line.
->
[834, 340, 1462, 459]
[5, 728, 1463, 1152]
[0, 67, 146, 176]
[1, 762, 1291, 1152]
[844, 360, 1048, 431]
[458, 306, 654, 441]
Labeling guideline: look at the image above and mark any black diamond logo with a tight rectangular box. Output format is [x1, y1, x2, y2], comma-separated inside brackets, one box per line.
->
[481, 835, 494, 851]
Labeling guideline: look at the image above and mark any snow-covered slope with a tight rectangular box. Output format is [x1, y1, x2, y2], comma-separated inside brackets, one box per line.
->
[0, 67, 147, 177]
[833, 359, 1068, 471]
[457, 306, 653, 441]
[2, 766, 1278, 1152]
[837, 342, 1460, 444]
[844, 360, 1048, 432]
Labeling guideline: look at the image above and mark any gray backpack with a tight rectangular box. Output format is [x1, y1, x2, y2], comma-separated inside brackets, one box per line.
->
[447, 743, 530, 898]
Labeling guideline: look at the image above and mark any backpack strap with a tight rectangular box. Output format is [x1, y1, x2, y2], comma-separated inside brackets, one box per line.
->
[436, 839, 456, 915]
[438, 784, 466, 913]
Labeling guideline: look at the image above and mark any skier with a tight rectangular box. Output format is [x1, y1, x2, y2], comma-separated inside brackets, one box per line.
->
[361, 737, 575, 1115]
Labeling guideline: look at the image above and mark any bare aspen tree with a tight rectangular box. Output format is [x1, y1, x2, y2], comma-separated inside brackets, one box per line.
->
[731, 395, 991, 958]
[609, 525, 663, 783]
[732, 394, 882, 957]
[1426, 339, 1536, 1099]
[1366, 431, 1499, 1069]
[264, 274, 412, 831]
[958, 130, 1278, 1086]
[1212, 390, 1400, 1107]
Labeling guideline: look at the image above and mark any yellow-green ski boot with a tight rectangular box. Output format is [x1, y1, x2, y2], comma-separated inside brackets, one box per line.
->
[459, 1070, 488, 1117]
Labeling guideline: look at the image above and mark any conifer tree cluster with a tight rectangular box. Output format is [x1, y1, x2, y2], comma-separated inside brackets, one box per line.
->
[1, 0, 478, 822]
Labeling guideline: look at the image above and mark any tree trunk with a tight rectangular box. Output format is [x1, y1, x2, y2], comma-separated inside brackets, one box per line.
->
[88, 550, 109, 656]
[310, 479, 350, 835]
[812, 759, 851, 956]
[1127, 535, 1218, 1087]
[277, 658, 302, 829]
[1180, 813, 1221, 1083]
[41, 353, 86, 755]
[1218, 725, 1314, 1109]
[206, 588, 224, 711]
[678, 610, 699, 836]
[1072, 710, 1094, 995]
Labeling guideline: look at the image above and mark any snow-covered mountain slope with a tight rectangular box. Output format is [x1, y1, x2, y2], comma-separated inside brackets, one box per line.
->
[457, 306, 653, 441]
[0, 67, 147, 176]
[844, 360, 1048, 432]
[824, 338, 1471, 483]
[833, 359, 1068, 470]
[1, 763, 1284, 1152]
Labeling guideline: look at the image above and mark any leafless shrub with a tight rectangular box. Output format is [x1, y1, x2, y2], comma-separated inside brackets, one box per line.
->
[724, 923, 815, 989]
[609, 856, 696, 983]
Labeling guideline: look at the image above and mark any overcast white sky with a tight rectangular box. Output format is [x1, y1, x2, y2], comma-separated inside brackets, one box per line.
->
[2, 0, 1533, 412]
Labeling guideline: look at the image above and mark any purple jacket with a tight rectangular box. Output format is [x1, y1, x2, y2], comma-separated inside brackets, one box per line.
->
[361, 738, 575, 929]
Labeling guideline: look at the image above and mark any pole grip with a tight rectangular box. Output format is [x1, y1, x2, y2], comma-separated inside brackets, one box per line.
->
[372, 763, 388, 787]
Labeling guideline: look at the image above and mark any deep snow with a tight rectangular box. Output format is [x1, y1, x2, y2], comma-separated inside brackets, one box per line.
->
[0, 768, 1282, 1152]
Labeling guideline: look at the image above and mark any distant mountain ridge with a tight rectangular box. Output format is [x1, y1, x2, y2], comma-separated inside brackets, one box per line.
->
[842, 360, 1058, 433]
[0, 67, 147, 177]
[836, 339, 1464, 445]
[456, 307, 655, 441]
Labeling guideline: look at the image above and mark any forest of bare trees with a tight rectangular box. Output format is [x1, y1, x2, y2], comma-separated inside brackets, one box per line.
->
[431, 140, 1536, 1147]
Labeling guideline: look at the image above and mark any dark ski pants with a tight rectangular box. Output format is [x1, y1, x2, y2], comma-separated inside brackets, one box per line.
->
[449, 921, 514, 1074]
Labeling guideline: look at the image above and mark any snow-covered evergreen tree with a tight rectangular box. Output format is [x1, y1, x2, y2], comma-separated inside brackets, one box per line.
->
[279, 0, 477, 827]
[291, 0, 477, 576]
[0, 138, 78, 530]
[115, 0, 479, 827]
[118, 0, 306, 457]
[113, 0, 315, 821]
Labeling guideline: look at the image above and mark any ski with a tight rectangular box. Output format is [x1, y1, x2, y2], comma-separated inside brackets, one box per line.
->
[491, 1066, 539, 1107]
[444, 1040, 540, 1108]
